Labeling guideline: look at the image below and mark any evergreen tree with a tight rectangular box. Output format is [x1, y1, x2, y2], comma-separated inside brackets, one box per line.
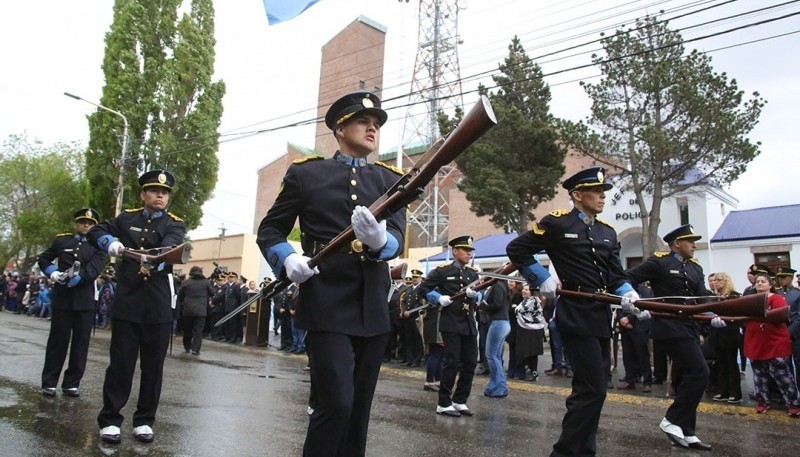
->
[559, 16, 764, 255]
[440, 37, 566, 234]
[86, 0, 225, 229]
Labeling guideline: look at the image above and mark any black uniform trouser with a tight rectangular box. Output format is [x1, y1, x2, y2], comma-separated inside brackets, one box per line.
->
[438, 332, 478, 407]
[404, 318, 423, 363]
[224, 312, 242, 342]
[653, 339, 668, 382]
[182, 315, 205, 353]
[552, 332, 609, 457]
[210, 312, 225, 339]
[304, 331, 388, 457]
[621, 331, 652, 384]
[41, 309, 94, 389]
[97, 319, 171, 428]
[660, 337, 709, 437]
[280, 313, 293, 348]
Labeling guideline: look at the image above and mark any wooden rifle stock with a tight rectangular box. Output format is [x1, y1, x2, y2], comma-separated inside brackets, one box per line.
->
[557, 289, 768, 318]
[390, 263, 408, 281]
[121, 242, 192, 265]
[649, 305, 789, 324]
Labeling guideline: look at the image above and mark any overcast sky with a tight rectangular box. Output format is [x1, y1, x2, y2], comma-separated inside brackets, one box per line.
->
[2, 0, 798, 240]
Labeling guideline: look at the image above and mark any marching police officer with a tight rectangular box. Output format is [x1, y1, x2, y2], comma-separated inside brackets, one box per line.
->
[506, 167, 638, 457]
[37, 208, 108, 397]
[419, 235, 482, 417]
[775, 267, 800, 387]
[626, 224, 714, 451]
[89, 169, 186, 444]
[257, 91, 405, 457]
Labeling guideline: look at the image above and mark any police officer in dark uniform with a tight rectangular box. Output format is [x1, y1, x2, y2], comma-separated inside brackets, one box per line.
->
[399, 269, 424, 366]
[37, 208, 108, 397]
[419, 235, 482, 417]
[214, 271, 244, 343]
[89, 169, 186, 445]
[385, 276, 409, 361]
[257, 91, 405, 457]
[626, 224, 715, 451]
[775, 267, 800, 387]
[506, 167, 639, 457]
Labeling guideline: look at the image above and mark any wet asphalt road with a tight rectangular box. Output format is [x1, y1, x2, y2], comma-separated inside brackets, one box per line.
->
[1, 311, 798, 457]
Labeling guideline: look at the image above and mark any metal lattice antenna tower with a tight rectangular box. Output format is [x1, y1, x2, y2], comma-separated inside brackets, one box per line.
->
[399, 0, 464, 247]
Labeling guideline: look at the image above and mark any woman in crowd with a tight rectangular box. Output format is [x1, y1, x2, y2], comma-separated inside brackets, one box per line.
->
[741, 272, 800, 416]
[482, 279, 511, 397]
[512, 284, 545, 381]
[177, 266, 216, 355]
[710, 272, 743, 404]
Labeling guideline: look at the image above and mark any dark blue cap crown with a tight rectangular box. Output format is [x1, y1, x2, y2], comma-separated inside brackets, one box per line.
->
[73, 207, 100, 224]
[448, 235, 474, 250]
[325, 91, 387, 130]
[139, 169, 175, 190]
[663, 224, 702, 244]
[562, 167, 613, 192]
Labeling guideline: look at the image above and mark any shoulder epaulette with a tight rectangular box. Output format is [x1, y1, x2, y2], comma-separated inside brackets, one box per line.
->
[465, 265, 478, 272]
[167, 212, 183, 222]
[124, 207, 144, 213]
[595, 217, 614, 229]
[531, 222, 545, 235]
[654, 252, 669, 257]
[437, 264, 449, 269]
[690, 258, 702, 266]
[374, 161, 404, 176]
[549, 209, 570, 217]
[293, 155, 325, 165]
[56, 232, 72, 237]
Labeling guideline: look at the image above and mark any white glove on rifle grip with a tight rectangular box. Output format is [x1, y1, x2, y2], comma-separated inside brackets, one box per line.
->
[108, 241, 125, 256]
[284, 253, 319, 284]
[351, 206, 387, 250]
[50, 271, 67, 284]
[465, 288, 478, 299]
[538, 276, 558, 300]
[637, 310, 652, 321]
[620, 290, 641, 314]
[710, 316, 727, 328]
[438, 295, 453, 307]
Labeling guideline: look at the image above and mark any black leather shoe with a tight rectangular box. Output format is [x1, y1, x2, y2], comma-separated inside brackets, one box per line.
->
[62, 387, 80, 397]
[688, 441, 712, 451]
[42, 387, 57, 397]
[133, 425, 154, 443]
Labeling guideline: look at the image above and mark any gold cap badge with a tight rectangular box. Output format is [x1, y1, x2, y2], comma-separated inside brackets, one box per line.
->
[362, 97, 374, 108]
[597, 170, 604, 182]
[85, 210, 92, 218]
[158, 173, 167, 184]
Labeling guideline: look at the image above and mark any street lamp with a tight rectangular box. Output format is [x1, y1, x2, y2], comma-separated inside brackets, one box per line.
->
[64, 92, 129, 216]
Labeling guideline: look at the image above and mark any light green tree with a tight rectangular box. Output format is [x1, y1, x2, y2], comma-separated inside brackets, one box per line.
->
[86, 0, 225, 229]
[0, 134, 91, 271]
[559, 16, 764, 254]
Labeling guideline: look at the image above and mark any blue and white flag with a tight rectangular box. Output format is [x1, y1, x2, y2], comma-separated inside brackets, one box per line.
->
[263, 0, 322, 25]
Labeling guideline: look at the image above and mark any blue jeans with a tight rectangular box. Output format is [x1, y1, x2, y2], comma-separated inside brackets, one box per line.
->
[484, 319, 511, 397]
[292, 319, 306, 351]
[549, 319, 572, 370]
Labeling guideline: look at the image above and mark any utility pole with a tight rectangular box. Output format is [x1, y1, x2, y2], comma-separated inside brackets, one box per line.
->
[64, 92, 129, 216]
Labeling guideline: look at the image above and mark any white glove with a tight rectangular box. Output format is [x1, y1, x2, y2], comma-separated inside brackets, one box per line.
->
[620, 290, 641, 314]
[710, 316, 727, 328]
[351, 206, 387, 250]
[538, 276, 558, 300]
[108, 241, 125, 256]
[50, 270, 68, 284]
[636, 310, 652, 321]
[283, 253, 319, 284]
[465, 288, 478, 299]
[438, 295, 452, 307]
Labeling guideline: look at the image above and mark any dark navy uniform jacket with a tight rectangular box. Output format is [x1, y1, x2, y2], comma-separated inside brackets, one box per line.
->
[626, 252, 710, 340]
[88, 208, 186, 324]
[777, 286, 800, 339]
[418, 262, 480, 336]
[37, 233, 108, 311]
[506, 207, 632, 339]
[256, 151, 406, 337]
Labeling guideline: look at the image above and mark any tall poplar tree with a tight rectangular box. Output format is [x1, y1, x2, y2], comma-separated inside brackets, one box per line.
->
[559, 16, 764, 255]
[440, 37, 566, 234]
[86, 0, 225, 229]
